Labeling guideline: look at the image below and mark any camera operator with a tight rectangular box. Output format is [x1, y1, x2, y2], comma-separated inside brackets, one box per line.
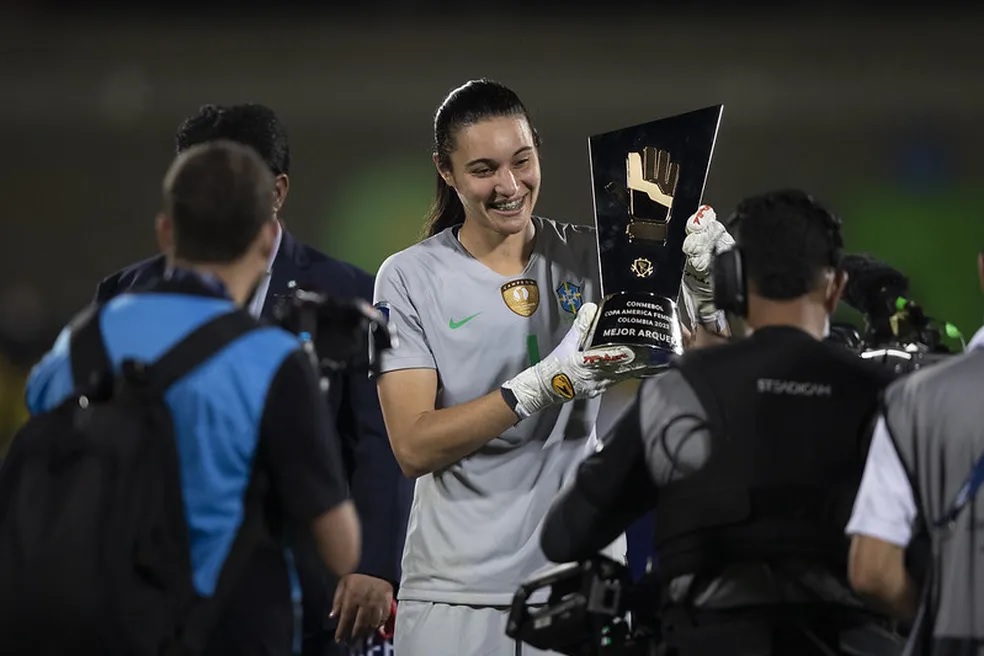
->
[845, 248, 984, 653]
[540, 190, 901, 655]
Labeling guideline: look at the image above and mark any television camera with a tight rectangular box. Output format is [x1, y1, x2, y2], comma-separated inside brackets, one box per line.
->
[832, 253, 961, 375]
[506, 557, 660, 656]
[270, 288, 395, 382]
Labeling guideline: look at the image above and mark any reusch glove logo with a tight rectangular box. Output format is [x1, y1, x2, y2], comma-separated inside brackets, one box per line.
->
[550, 373, 575, 399]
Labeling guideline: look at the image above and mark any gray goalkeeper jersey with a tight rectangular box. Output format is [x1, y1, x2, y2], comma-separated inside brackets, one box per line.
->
[374, 216, 607, 605]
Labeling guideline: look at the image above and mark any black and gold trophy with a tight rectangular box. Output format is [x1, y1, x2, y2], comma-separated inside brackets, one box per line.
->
[585, 105, 723, 373]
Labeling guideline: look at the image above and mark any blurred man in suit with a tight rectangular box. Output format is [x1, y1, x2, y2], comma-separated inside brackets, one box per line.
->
[96, 103, 412, 656]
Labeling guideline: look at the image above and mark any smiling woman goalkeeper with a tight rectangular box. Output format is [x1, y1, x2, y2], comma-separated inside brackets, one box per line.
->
[371, 78, 648, 655]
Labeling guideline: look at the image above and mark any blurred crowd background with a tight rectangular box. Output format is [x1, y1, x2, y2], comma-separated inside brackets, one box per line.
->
[1, 0, 982, 450]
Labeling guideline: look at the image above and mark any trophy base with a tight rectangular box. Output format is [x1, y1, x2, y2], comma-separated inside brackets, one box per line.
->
[586, 292, 684, 376]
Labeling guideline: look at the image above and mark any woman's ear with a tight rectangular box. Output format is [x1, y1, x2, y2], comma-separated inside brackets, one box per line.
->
[433, 153, 455, 189]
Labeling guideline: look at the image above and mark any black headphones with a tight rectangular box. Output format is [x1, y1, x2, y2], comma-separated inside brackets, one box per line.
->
[710, 192, 844, 318]
[711, 245, 747, 317]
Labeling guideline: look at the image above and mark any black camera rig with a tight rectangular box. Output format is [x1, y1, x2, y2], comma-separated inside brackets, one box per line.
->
[270, 288, 395, 379]
[506, 557, 659, 656]
[833, 253, 959, 376]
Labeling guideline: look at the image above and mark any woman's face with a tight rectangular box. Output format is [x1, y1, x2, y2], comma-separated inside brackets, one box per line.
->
[441, 115, 541, 236]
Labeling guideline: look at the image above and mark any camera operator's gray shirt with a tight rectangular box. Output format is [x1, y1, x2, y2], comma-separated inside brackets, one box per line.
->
[374, 216, 621, 606]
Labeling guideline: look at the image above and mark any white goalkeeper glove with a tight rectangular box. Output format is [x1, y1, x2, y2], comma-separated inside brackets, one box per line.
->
[500, 302, 643, 419]
[680, 205, 735, 334]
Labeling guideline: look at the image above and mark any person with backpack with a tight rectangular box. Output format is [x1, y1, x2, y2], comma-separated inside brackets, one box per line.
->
[96, 104, 410, 654]
[0, 139, 361, 656]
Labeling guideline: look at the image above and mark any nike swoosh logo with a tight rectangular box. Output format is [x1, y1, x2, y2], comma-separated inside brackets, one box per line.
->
[449, 313, 481, 329]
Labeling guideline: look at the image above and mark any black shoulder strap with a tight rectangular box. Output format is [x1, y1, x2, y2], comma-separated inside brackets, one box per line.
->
[69, 305, 263, 397]
[150, 310, 262, 391]
[156, 310, 273, 654]
[172, 463, 270, 655]
[672, 352, 727, 443]
[69, 303, 112, 395]
[901, 564, 934, 656]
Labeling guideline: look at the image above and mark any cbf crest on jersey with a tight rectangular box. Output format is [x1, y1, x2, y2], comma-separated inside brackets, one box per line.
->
[501, 279, 540, 317]
[555, 282, 583, 315]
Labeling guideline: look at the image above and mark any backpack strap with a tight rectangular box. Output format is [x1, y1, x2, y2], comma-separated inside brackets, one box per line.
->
[670, 352, 727, 443]
[151, 310, 278, 654]
[69, 306, 263, 398]
[69, 303, 113, 396]
[149, 309, 262, 392]
[173, 462, 271, 655]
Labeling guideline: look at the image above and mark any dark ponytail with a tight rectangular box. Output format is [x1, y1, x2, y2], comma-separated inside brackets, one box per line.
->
[423, 172, 466, 238]
[421, 79, 540, 239]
